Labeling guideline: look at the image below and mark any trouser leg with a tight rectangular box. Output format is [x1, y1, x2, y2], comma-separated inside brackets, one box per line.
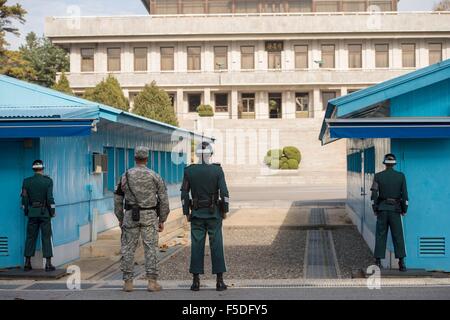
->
[190, 218, 207, 274]
[374, 211, 389, 259]
[120, 226, 140, 281]
[24, 218, 40, 257]
[388, 212, 406, 259]
[207, 219, 227, 274]
[141, 215, 159, 280]
[40, 218, 53, 258]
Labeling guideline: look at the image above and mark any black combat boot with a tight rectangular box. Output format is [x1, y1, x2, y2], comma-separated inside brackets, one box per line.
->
[190, 274, 200, 291]
[24, 257, 32, 272]
[216, 273, 228, 292]
[45, 258, 56, 272]
[375, 258, 382, 269]
[399, 258, 407, 272]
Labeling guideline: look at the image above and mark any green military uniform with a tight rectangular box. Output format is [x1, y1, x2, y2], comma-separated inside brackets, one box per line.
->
[371, 167, 408, 260]
[21, 173, 55, 258]
[181, 162, 229, 275]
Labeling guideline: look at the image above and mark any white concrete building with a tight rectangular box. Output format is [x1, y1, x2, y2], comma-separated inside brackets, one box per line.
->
[44, 1, 450, 186]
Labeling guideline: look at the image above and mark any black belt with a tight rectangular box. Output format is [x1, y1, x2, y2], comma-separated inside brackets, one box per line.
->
[124, 203, 158, 211]
[380, 198, 400, 205]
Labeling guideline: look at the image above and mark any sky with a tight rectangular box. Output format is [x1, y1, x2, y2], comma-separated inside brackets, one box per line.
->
[4, 0, 438, 50]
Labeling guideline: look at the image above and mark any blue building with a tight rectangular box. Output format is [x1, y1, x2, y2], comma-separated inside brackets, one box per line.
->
[0, 75, 206, 269]
[320, 59, 450, 271]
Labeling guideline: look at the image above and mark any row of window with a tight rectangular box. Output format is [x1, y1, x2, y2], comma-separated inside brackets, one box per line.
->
[150, 0, 394, 15]
[181, 90, 345, 115]
[347, 147, 375, 174]
[102, 147, 187, 193]
[80, 42, 445, 72]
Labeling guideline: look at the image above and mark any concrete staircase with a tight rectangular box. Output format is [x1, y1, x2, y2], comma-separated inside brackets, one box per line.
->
[181, 118, 347, 187]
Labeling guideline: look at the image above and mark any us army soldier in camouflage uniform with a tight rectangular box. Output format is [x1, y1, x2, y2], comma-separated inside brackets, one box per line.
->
[114, 146, 170, 292]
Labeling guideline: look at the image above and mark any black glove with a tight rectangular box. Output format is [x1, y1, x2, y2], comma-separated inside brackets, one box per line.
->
[372, 205, 379, 215]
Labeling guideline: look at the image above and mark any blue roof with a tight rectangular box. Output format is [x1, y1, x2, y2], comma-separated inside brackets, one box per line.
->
[0, 75, 210, 140]
[0, 75, 100, 119]
[319, 59, 450, 144]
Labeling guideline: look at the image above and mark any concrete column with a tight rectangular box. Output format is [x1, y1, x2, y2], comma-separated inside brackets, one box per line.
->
[123, 43, 132, 73]
[259, 91, 269, 119]
[338, 40, 346, 70]
[231, 89, 238, 119]
[70, 45, 80, 73]
[311, 40, 321, 70]
[283, 91, 296, 119]
[178, 42, 187, 72]
[284, 40, 294, 71]
[97, 44, 107, 73]
[392, 39, 401, 69]
[204, 43, 214, 72]
[445, 39, 450, 61]
[257, 41, 267, 71]
[204, 88, 211, 106]
[365, 40, 375, 70]
[341, 87, 348, 97]
[418, 39, 427, 68]
[150, 43, 159, 72]
[313, 88, 321, 118]
[230, 41, 240, 72]
[176, 89, 184, 119]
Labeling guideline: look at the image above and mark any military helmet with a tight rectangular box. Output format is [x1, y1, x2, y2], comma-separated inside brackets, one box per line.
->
[195, 141, 214, 155]
[135, 146, 149, 160]
[383, 153, 397, 165]
[32, 160, 45, 170]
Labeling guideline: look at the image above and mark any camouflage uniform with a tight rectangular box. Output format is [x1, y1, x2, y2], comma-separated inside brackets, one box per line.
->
[114, 150, 170, 281]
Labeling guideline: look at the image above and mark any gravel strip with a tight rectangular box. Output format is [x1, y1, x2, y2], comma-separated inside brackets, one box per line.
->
[332, 228, 375, 278]
[159, 227, 307, 280]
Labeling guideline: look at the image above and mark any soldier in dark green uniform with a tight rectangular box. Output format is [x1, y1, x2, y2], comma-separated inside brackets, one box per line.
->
[181, 141, 229, 291]
[371, 154, 408, 272]
[21, 160, 56, 272]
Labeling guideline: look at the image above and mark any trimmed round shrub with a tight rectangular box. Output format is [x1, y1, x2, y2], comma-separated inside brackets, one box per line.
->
[270, 159, 281, 169]
[280, 156, 288, 163]
[287, 159, 299, 170]
[197, 104, 214, 117]
[283, 146, 301, 163]
[280, 162, 290, 170]
[264, 155, 272, 165]
[267, 149, 283, 158]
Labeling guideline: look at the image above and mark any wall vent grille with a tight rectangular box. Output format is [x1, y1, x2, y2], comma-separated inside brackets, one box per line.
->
[0, 237, 8, 256]
[419, 237, 446, 256]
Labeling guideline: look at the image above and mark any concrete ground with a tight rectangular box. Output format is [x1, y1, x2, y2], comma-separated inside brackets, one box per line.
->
[2, 185, 449, 300]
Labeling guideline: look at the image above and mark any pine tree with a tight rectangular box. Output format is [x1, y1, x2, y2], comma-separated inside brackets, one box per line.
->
[83, 75, 129, 111]
[132, 81, 179, 127]
[434, 0, 450, 11]
[52, 72, 73, 95]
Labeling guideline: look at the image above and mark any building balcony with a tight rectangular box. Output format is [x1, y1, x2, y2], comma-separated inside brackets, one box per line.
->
[45, 12, 450, 43]
[65, 69, 411, 89]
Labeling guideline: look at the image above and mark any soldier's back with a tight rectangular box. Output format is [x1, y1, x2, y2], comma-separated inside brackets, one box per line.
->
[186, 164, 221, 194]
[375, 169, 405, 199]
[122, 166, 160, 208]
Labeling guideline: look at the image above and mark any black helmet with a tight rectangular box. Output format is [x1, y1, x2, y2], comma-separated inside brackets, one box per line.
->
[32, 160, 45, 170]
[383, 154, 397, 165]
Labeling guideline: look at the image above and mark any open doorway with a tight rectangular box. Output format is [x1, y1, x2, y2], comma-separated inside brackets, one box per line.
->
[268, 93, 282, 119]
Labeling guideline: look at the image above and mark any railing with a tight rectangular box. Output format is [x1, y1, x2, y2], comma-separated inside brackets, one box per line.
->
[49, 11, 450, 20]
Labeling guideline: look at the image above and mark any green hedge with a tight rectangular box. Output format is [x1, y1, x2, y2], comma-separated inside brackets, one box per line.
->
[197, 104, 214, 117]
[264, 146, 301, 170]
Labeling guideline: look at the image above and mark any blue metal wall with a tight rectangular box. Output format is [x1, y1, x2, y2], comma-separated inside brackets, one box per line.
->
[346, 78, 450, 271]
[39, 119, 187, 251]
[388, 78, 450, 270]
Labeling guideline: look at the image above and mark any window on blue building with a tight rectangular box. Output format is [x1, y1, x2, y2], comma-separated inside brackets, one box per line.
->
[364, 147, 375, 174]
[116, 148, 125, 184]
[103, 147, 115, 193]
[127, 148, 135, 169]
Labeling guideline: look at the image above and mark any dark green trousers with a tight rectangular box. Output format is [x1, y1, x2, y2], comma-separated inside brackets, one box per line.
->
[374, 211, 406, 259]
[24, 217, 53, 258]
[190, 217, 226, 275]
